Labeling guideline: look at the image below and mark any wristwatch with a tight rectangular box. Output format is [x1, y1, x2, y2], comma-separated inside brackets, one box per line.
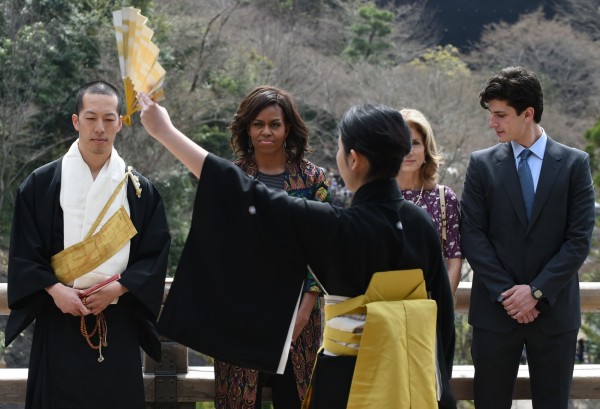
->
[530, 285, 544, 300]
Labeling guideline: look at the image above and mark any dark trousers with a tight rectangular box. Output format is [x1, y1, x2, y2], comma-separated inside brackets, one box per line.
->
[305, 352, 355, 409]
[472, 325, 578, 409]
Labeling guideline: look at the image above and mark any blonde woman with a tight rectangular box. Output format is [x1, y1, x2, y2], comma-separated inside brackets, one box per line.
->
[396, 108, 463, 294]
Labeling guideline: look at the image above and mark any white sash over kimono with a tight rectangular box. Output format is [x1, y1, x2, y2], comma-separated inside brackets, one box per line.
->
[60, 140, 131, 289]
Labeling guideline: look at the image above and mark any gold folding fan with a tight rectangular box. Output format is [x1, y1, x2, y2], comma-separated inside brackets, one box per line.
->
[113, 7, 166, 125]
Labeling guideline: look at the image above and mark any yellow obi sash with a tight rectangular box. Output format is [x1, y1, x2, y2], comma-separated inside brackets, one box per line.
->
[50, 168, 140, 285]
[319, 269, 438, 409]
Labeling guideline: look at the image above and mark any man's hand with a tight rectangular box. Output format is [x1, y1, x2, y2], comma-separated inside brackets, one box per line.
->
[46, 283, 89, 316]
[79, 282, 128, 316]
[514, 308, 540, 324]
[501, 284, 540, 323]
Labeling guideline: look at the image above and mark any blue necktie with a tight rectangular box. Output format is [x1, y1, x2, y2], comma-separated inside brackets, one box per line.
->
[518, 149, 534, 223]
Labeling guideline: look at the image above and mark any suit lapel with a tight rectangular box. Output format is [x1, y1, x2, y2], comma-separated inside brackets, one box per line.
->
[530, 138, 562, 226]
[497, 144, 529, 228]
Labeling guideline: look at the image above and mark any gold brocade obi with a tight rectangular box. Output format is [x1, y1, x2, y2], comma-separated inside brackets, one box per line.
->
[51, 207, 137, 284]
[320, 269, 438, 409]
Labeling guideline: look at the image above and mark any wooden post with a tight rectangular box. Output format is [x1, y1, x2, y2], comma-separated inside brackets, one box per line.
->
[144, 338, 193, 409]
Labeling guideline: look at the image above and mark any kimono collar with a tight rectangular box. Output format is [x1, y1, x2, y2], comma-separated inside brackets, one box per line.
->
[351, 178, 403, 206]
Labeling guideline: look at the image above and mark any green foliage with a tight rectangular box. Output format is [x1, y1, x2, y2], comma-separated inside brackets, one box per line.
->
[255, 0, 294, 13]
[4, 0, 154, 134]
[343, 4, 394, 64]
[0, 10, 64, 237]
[0, 0, 147, 240]
[410, 45, 470, 77]
[156, 124, 234, 275]
[579, 209, 600, 364]
[0, 206, 13, 248]
[0, 22, 62, 120]
[577, 201, 600, 363]
[0, 0, 131, 141]
[453, 313, 473, 365]
[585, 116, 600, 189]
[153, 169, 196, 276]
[191, 124, 234, 160]
[457, 400, 475, 409]
[581, 313, 600, 363]
[35, 1, 119, 129]
[0, 330, 5, 359]
[253, 0, 327, 18]
[207, 49, 275, 99]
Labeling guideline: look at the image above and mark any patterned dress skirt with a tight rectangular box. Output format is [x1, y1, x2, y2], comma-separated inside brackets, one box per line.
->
[214, 306, 322, 409]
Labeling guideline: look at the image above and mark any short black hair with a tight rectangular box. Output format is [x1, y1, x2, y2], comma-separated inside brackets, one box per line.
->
[479, 66, 544, 123]
[75, 81, 123, 115]
[339, 104, 412, 180]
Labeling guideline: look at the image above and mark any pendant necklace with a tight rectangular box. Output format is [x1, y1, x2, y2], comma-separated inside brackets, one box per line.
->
[414, 184, 424, 206]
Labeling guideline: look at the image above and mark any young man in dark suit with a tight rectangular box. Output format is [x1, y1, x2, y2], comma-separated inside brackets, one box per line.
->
[460, 66, 596, 409]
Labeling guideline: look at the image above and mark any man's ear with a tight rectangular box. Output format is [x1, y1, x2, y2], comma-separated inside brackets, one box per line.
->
[72, 114, 80, 131]
[524, 107, 535, 121]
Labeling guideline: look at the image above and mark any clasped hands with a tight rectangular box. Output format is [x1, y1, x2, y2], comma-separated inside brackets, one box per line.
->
[501, 284, 540, 324]
[46, 282, 126, 317]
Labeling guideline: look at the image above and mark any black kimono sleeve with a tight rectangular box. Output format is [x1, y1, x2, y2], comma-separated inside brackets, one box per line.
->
[5, 160, 65, 346]
[158, 155, 309, 373]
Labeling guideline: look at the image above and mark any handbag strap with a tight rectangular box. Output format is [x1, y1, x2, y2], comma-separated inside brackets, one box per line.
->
[439, 184, 447, 246]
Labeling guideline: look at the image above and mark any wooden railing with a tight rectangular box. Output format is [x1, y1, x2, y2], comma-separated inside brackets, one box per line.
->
[1, 281, 600, 406]
[2, 281, 600, 316]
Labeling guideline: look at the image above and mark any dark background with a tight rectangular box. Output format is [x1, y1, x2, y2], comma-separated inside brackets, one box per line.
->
[389, 0, 556, 50]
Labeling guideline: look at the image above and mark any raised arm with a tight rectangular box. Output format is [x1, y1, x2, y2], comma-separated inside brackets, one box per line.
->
[138, 93, 207, 178]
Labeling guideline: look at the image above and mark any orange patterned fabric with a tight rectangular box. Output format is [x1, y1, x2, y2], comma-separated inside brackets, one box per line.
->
[215, 310, 322, 409]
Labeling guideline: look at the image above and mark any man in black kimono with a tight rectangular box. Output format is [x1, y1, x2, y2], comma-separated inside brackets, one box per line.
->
[5, 81, 170, 409]
[139, 96, 456, 408]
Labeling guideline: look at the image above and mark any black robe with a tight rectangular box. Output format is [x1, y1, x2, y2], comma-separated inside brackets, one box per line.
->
[158, 154, 456, 408]
[5, 157, 171, 409]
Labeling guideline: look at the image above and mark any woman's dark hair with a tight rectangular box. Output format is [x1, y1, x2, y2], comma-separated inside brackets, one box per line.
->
[230, 86, 310, 162]
[479, 66, 544, 123]
[339, 104, 412, 180]
[76, 80, 123, 115]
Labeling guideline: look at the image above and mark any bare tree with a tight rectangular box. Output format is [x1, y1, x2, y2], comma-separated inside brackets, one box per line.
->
[553, 0, 600, 41]
[467, 10, 600, 126]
